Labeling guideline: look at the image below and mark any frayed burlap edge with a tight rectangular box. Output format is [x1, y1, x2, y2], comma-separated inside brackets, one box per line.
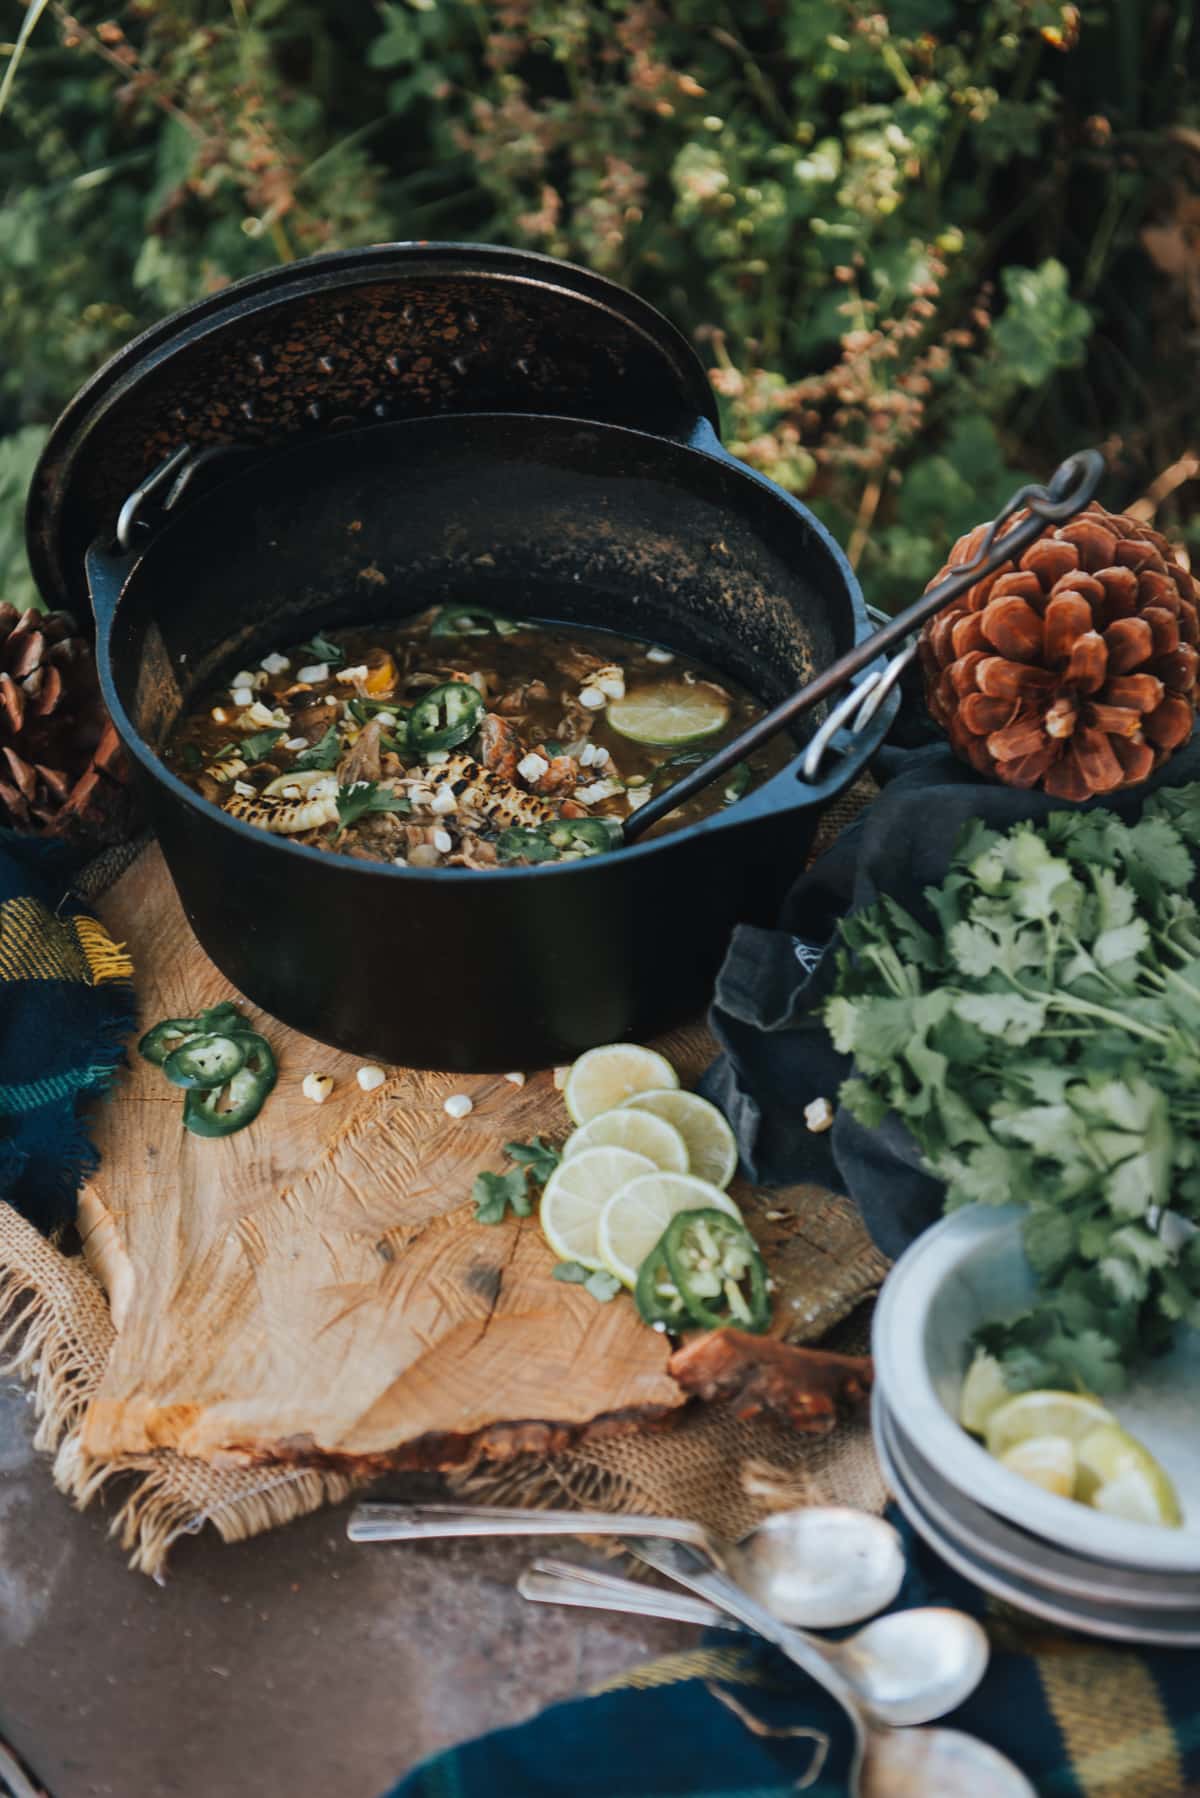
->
[0, 1201, 357, 1578]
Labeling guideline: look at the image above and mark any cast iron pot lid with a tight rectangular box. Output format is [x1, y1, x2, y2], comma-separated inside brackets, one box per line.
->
[27, 241, 721, 615]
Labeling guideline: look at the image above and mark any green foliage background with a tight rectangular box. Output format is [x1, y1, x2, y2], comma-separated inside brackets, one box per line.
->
[1, 0, 1196, 614]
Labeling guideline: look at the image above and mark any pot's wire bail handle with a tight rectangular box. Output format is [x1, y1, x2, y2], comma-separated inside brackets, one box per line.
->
[621, 446, 1106, 844]
[116, 442, 257, 551]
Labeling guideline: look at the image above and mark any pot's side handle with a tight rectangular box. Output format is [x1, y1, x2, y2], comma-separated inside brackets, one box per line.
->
[713, 664, 901, 828]
[86, 541, 138, 652]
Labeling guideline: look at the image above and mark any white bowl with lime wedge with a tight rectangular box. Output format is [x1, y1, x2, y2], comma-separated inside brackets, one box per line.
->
[873, 1205, 1200, 1573]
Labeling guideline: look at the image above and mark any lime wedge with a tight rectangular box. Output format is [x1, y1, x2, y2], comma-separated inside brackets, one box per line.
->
[984, 1390, 1114, 1459]
[596, 1171, 741, 1289]
[623, 1089, 738, 1189]
[563, 1108, 689, 1173]
[958, 1351, 1011, 1436]
[1092, 1467, 1183, 1529]
[1076, 1424, 1182, 1527]
[563, 1043, 679, 1126]
[997, 1436, 1077, 1498]
[606, 680, 731, 747]
[539, 1147, 656, 1271]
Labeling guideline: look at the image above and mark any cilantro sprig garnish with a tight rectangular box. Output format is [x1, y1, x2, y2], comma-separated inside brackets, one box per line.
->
[293, 726, 341, 772]
[825, 785, 1200, 1394]
[239, 727, 285, 761]
[334, 780, 412, 835]
[472, 1136, 560, 1224]
[298, 632, 346, 669]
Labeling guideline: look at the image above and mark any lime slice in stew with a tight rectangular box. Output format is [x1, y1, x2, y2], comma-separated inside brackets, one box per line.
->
[606, 681, 731, 747]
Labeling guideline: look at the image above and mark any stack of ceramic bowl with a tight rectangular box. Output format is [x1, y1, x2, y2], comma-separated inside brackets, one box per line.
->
[872, 1204, 1200, 1645]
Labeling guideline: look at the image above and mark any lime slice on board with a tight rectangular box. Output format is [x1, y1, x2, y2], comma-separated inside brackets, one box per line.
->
[606, 681, 731, 747]
[997, 1436, 1077, 1498]
[563, 1108, 689, 1173]
[563, 1043, 679, 1126]
[984, 1390, 1114, 1460]
[596, 1171, 742, 1289]
[623, 1089, 739, 1189]
[1076, 1424, 1182, 1527]
[539, 1147, 656, 1271]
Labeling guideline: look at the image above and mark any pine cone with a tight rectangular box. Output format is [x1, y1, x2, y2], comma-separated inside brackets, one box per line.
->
[0, 602, 134, 840]
[919, 503, 1199, 801]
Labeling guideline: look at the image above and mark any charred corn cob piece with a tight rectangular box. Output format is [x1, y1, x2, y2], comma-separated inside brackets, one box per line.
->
[221, 769, 339, 835]
[427, 756, 562, 829]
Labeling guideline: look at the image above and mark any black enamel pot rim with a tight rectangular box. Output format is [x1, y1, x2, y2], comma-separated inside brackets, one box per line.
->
[93, 408, 878, 886]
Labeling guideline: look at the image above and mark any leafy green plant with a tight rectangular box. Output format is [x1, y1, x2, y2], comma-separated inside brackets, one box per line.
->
[827, 787, 1200, 1392]
[1, 2, 1196, 614]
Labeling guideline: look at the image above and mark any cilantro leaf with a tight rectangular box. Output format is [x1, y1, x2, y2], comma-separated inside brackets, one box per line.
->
[293, 726, 341, 772]
[298, 632, 346, 668]
[239, 727, 285, 761]
[583, 1269, 623, 1302]
[504, 1136, 561, 1186]
[335, 781, 412, 832]
[472, 1168, 533, 1224]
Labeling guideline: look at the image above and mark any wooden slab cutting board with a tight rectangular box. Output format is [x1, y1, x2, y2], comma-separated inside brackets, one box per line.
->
[79, 846, 876, 1475]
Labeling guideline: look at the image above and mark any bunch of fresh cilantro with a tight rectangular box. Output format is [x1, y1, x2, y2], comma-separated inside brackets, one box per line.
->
[825, 783, 1200, 1394]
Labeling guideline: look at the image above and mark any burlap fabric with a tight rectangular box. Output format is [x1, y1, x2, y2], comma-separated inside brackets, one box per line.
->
[0, 781, 888, 1576]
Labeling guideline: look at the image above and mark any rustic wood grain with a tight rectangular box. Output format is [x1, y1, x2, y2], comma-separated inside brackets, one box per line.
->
[79, 847, 886, 1474]
[78, 846, 696, 1469]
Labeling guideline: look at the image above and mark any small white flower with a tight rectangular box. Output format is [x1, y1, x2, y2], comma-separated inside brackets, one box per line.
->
[804, 1097, 835, 1134]
[593, 747, 610, 769]
[284, 736, 309, 752]
[517, 751, 550, 783]
[430, 786, 457, 815]
[297, 662, 329, 685]
[578, 686, 606, 710]
[231, 670, 256, 690]
[432, 828, 453, 853]
[356, 1065, 386, 1092]
[336, 664, 370, 685]
[503, 1071, 526, 1087]
[579, 742, 598, 768]
[302, 1072, 334, 1104]
[231, 688, 254, 708]
[260, 652, 291, 675]
[443, 1092, 473, 1119]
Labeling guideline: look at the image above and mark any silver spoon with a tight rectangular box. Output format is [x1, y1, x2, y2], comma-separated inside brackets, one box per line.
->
[633, 1538, 1032, 1798]
[518, 1557, 989, 1728]
[347, 1500, 906, 1628]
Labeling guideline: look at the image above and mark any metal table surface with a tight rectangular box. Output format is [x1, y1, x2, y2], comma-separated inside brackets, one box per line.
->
[0, 1389, 693, 1798]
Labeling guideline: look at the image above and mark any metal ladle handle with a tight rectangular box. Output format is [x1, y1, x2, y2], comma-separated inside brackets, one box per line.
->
[621, 446, 1107, 843]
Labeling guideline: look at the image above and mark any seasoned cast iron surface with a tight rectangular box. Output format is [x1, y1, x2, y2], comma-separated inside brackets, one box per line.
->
[30, 245, 719, 614]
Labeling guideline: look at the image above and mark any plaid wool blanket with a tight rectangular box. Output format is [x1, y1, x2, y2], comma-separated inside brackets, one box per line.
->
[0, 833, 133, 1235]
[386, 1515, 1200, 1798]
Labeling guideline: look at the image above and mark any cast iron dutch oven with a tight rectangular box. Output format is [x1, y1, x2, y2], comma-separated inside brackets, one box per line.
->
[25, 244, 1094, 1069]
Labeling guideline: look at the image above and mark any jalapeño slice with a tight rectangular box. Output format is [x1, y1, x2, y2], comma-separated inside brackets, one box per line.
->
[182, 1032, 277, 1139]
[409, 682, 485, 754]
[661, 1208, 770, 1333]
[162, 1033, 249, 1091]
